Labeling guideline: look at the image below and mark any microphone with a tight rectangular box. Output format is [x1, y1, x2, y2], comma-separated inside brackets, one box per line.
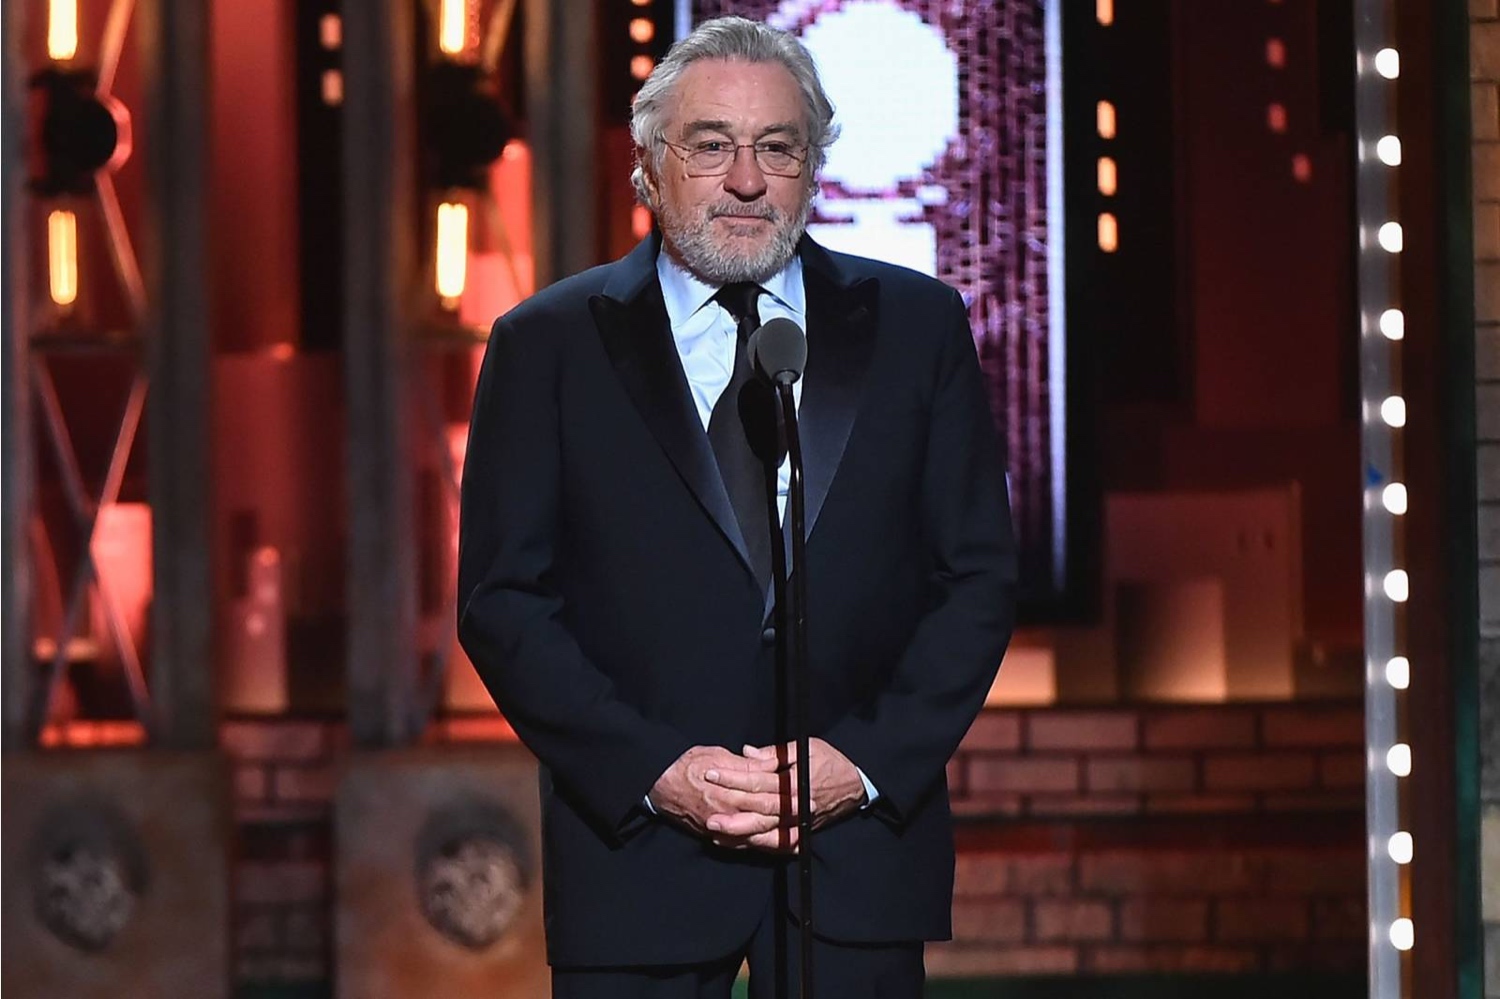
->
[747, 318, 807, 386]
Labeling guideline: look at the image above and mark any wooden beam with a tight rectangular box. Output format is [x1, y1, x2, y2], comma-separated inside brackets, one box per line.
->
[140, 0, 215, 749]
[342, 0, 421, 747]
[2, 0, 32, 751]
[525, 0, 600, 287]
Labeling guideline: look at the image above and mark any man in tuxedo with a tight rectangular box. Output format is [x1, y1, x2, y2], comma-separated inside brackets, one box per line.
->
[457, 15, 1016, 998]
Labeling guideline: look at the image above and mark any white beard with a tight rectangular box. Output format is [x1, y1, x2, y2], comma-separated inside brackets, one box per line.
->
[656, 188, 814, 285]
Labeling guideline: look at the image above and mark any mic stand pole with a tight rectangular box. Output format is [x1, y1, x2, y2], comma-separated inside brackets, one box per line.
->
[774, 378, 814, 999]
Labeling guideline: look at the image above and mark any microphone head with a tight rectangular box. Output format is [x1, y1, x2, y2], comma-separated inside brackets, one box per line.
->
[747, 318, 807, 385]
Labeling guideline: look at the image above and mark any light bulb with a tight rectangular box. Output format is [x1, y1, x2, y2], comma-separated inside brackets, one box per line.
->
[1376, 135, 1401, 166]
[1385, 656, 1410, 689]
[1390, 917, 1413, 950]
[1386, 743, 1411, 776]
[1374, 48, 1400, 80]
[1380, 396, 1406, 427]
[1379, 308, 1404, 340]
[1387, 832, 1412, 864]
[1383, 570, 1409, 602]
[1378, 222, 1403, 253]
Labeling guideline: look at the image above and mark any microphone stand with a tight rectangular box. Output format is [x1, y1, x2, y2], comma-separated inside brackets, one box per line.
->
[773, 378, 814, 999]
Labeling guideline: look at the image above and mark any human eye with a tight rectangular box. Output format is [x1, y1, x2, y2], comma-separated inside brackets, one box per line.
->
[694, 139, 731, 153]
[757, 141, 795, 156]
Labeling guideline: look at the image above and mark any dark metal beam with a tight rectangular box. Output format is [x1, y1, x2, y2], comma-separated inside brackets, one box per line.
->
[140, 0, 215, 749]
[526, 0, 600, 287]
[342, 0, 420, 747]
[2, 0, 32, 751]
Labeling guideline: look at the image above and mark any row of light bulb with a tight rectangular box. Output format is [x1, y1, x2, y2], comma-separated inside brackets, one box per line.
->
[1368, 40, 1413, 958]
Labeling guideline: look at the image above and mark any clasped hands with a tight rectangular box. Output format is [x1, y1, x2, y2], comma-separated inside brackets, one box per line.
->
[648, 739, 867, 853]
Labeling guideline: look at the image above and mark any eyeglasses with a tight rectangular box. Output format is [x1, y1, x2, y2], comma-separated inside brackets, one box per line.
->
[662, 138, 808, 178]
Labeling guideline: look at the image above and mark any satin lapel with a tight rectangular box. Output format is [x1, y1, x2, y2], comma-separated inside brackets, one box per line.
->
[589, 259, 755, 579]
[762, 249, 879, 616]
[798, 261, 879, 547]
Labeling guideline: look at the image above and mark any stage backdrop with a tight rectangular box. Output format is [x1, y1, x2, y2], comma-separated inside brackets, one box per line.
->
[687, 0, 1084, 618]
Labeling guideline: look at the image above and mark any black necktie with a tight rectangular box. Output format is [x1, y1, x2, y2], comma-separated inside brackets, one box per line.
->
[709, 282, 774, 591]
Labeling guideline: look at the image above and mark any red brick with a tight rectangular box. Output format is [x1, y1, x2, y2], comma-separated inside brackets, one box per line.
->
[1203, 753, 1317, 791]
[954, 852, 1074, 896]
[1318, 750, 1366, 788]
[1476, 20, 1500, 80]
[272, 765, 338, 804]
[951, 793, 1024, 818]
[222, 720, 328, 762]
[1118, 899, 1210, 943]
[1215, 898, 1311, 942]
[946, 756, 967, 796]
[1086, 945, 1260, 974]
[236, 861, 326, 905]
[1143, 710, 1256, 750]
[924, 943, 1079, 976]
[1261, 707, 1364, 748]
[1312, 898, 1366, 942]
[1261, 851, 1366, 896]
[1264, 941, 1366, 973]
[235, 765, 268, 802]
[1027, 711, 1139, 751]
[236, 911, 278, 951]
[1034, 900, 1114, 942]
[968, 756, 1080, 795]
[284, 906, 326, 953]
[1145, 793, 1258, 815]
[1026, 794, 1142, 817]
[1261, 790, 1364, 813]
[951, 898, 1026, 942]
[960, 711, 1022, 751]
[1079, 850, 1257, 895]
[1087, 756, 1197, 793]
[1476, 84, 1500, 143]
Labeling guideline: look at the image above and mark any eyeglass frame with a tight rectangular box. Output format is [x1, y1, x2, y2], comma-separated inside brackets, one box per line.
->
[660, 137, 810, 178]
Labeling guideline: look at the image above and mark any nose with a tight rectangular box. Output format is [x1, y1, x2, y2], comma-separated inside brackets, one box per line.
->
[722, 145, 768, 199]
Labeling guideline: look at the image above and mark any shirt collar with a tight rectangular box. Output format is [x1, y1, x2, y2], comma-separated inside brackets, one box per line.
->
[655, 244, 806, 330]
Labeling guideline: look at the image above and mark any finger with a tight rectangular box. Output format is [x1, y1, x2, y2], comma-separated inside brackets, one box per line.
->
[703, 769, 781, 793]
[747, 825, 800, 853]
[712, 788, 793, 817]
[707, 810, 785, 837]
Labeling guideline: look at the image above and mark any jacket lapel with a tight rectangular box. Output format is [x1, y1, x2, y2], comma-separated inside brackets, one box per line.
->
[796, 237, 879, 548]
[590, 238, 756, 579]
[761, 239, 880, 615]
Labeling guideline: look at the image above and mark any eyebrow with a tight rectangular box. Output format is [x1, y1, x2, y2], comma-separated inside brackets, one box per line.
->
[678, 119, 805, 140]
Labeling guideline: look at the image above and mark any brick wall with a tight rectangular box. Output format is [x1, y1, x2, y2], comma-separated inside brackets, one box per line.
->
[948, 704, 1365, 819]
[936, 703, 1365, 977]
[216, 704, 1365, 988]
[1473, 2, 1500, 995]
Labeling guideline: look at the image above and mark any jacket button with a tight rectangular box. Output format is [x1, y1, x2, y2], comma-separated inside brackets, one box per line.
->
[761, 627, 777, 646]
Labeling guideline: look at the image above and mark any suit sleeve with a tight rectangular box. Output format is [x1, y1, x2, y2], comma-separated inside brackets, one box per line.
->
[822, 287, 1018, 825]
[457, 315, 694, 841]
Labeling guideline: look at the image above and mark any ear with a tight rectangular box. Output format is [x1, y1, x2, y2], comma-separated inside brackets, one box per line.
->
[637, 148, 661, 206]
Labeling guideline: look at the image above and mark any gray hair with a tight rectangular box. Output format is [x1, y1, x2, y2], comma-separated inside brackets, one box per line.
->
[630, 16, 840, 207]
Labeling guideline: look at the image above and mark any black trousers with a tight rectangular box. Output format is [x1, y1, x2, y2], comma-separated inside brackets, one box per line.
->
[551, 887, 925, 999]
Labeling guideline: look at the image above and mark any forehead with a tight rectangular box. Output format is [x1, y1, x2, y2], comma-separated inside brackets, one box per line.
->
[667, 58, 806, 136]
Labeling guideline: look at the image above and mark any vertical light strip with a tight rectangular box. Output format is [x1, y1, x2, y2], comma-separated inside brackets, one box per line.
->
[435, 202, 469, 304]
[1045, 0, 1069, 589]
[1354, 0, 1407, 994]
[438, 0, 469, 56]
[48, 0, 79, 61]
[48, 210, 78, 307]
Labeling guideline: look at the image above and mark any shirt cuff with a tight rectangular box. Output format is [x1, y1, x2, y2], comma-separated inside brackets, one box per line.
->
[642, 793, 657, 815]
[857, 766, 879, 809]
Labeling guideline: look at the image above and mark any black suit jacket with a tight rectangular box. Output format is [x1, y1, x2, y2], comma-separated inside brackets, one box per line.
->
[457, 234, 1017, 968]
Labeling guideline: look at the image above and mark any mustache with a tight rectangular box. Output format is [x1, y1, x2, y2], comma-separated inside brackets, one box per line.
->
[707, 204, 778, 221]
